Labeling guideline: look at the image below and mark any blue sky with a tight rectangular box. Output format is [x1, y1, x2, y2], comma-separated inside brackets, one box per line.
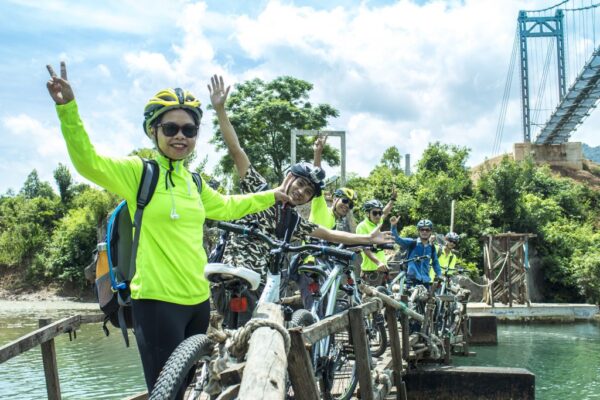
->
[1, 0, 598, 193]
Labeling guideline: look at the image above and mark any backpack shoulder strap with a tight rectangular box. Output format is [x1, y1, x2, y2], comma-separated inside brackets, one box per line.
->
[130, 158, 160, 274]
[191, 171, 203, 194]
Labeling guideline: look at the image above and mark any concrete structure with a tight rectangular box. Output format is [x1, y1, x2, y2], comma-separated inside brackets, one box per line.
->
[513, 141, 584, 170]
[469, 313, 498, 345]
[468, 302, 599, 321]
[404, 366, 535, 400]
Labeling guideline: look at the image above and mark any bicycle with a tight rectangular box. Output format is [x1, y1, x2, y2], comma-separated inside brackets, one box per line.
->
[289, 242, 393, 399]
[149, 221, 355, 400]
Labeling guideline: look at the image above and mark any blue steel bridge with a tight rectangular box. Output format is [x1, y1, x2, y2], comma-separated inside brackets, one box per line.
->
[492, 0, 600, 155]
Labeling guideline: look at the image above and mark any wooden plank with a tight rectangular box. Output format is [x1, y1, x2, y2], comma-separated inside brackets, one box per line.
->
[349, 307, 374, 400]
[400, 296, 410, 361]
[238, 303, 287, 399]
[385, 306, 403, 400]
[0, 315, 80, 364]
[122, 392, 147, 400]
[80, 313, 105, 324]
[302, 311, 350, 345]
[219, 362, 245, 387]
[287, 328, 320, 400]
[216, 384, 240, 400]
[39, 318, 61, 400]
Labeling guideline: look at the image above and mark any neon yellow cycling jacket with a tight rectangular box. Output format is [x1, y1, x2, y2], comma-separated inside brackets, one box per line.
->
[356, 218, 386, 271]
[56, 101, 276, 305]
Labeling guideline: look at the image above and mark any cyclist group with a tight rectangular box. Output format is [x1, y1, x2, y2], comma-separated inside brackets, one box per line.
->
[46, 65, 462, 397]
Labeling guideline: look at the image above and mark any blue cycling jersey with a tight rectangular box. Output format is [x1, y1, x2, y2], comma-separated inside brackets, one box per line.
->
[391, 226, 441, 283]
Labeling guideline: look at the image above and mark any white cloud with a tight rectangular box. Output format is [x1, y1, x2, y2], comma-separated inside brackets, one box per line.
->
[2, 0, 599, 194]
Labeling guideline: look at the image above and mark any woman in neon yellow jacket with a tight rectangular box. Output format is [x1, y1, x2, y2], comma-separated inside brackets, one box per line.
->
[46, 62, 290, 396]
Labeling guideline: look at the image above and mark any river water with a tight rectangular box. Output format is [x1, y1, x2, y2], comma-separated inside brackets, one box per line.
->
[1, 301, 599, 399]
[454, 322, 600, 400]
[0, 301, 146, 399]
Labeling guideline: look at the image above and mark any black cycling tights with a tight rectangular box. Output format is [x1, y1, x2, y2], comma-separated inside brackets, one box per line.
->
[132, 299, 210, 398]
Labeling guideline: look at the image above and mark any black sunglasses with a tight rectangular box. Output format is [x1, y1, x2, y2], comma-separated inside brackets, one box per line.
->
[370, 210, 382, 217]
[157, 122, 199, 138]
[341, 197, 354, 209]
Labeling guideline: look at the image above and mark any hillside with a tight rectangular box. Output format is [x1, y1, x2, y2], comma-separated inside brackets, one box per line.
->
[583, 143, 600, 163]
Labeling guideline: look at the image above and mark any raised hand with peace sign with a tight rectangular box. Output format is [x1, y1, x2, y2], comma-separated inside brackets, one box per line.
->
[46, 61, 74, 105]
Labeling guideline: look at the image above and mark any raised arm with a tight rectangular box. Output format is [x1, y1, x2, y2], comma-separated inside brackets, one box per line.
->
[309, 225, 392, 245]
[46, 62, 140, 198]
[313, 135, 327, 168]
[382, 188, 397, 219]
[208, 75, 251, 179]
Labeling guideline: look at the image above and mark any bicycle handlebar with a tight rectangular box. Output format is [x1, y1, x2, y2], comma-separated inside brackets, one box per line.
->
[216, 221, 356, 261]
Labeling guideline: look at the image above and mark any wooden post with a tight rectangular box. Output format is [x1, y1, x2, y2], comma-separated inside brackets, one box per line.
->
[462, 316, 470, 355]
[348, 307, 374, 400]
[444, 336, 451, 364]
[400, 295, 410, 361]
[487, 236, 495, 307]
[287, 329, 320, 400]
[39, 318, 61, 400]
[506, 238, 513, 307]
[385, 306, 404, 400]
[238, 303, 287, 399]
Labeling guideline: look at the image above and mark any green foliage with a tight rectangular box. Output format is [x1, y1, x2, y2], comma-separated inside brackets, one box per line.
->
[209, 76, 340, 185]
[53, 163, 73, 205]
[35, 207, 97, 284]
[20, 170, 56, 200]
[380, 146, 403, 174]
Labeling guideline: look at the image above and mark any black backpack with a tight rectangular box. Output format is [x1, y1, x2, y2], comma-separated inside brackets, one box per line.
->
[95, 159, 202, 346]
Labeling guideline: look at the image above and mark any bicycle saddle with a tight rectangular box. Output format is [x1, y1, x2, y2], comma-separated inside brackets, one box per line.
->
[204, 263, 261, 291]
[297, 264, 328, 279]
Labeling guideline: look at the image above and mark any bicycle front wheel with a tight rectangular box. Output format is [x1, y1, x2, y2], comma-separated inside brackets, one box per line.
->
[149, 334, 214, 400]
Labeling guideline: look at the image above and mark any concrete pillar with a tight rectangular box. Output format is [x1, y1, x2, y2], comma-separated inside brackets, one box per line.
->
[468, 313, 498, 345]
[405, 366, 535, 400]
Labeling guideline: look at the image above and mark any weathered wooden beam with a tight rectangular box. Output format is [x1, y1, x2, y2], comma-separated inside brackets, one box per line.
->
[287, 328, 320, 400]
[80, 313, 105, 324]
[400, 295, 410, 361]
[301, 311, 350, 345]
[360, 284, 423, 322]
[349, 307, 374, 400]
[238, 303, 287, 399]
[0, 315, 81, 364]
[385, 306, 403, 400]
[216, 384, 240, 400]
[219, 362, 245, 387]
[39, 318, 61, 400]
[122, 392, 147, 400]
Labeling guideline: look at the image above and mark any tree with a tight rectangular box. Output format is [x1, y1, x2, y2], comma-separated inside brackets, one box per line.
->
[53, 163, 73, 204]
[380, 146, 403, 174]
[210, 76, 340, 184]
[20, 169, 56, 200]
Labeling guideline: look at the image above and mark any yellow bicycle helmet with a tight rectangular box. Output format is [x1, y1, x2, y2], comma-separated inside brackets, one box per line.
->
[143, 88, 203, 138]
[334, 187, 357, 200]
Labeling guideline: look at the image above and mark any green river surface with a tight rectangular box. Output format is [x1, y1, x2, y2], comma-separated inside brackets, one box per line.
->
[1, 300, 599, 399]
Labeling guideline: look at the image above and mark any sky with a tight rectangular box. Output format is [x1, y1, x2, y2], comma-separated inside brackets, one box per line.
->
[1, 0, 599, 193]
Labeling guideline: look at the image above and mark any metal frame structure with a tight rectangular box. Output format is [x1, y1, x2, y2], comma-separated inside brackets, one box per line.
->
[290, 129, 346, 184]
[518, 10, 566, 142]
[535, 45, 600, 144]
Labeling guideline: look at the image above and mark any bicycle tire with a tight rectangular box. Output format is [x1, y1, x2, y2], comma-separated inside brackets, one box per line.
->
[290, 309, 316, 328]
[149, 334, 214, 400]
[368, 314, 388, 358]
[321, 331, 358, 400]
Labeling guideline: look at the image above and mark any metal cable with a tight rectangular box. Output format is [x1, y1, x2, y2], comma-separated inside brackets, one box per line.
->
[493, 29, 518, 155]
